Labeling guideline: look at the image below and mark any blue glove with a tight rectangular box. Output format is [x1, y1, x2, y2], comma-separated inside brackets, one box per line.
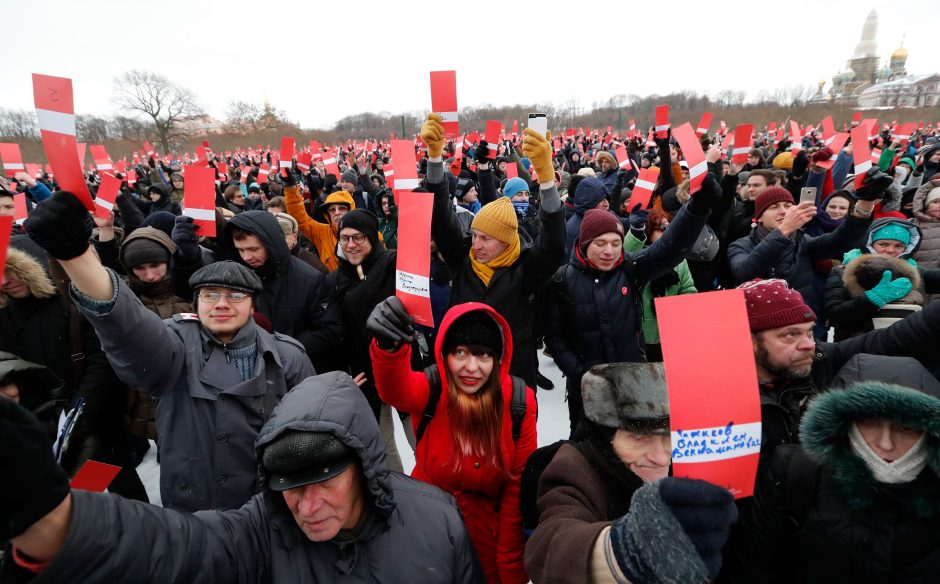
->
[609, 477, 737, 583]
[628, 203, 649, 233]
[842, 248, 863, 265]
[865, 270, 913, 308]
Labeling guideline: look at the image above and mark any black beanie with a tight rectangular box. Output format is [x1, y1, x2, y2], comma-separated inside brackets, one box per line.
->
[122, 237, 171, 269]
[442, 310, 503, 358]
[337, 209, 380, 246]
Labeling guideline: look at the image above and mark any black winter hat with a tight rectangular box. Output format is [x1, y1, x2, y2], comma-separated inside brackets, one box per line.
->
[442, 310, 503, 358]
[142, 211, 177, 237]
[263, 430, 357, 491]
[188, 260, 262, 295]
[337, 209, 380, 246]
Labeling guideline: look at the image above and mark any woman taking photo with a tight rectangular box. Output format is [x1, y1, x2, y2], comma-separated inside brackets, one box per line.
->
[367, 298, 537, 584]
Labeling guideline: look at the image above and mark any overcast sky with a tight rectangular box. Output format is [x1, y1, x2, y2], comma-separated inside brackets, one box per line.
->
[4, 0, 938, 129]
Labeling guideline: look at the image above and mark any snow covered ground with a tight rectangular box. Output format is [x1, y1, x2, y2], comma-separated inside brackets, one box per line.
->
[138, 350, 571, 506]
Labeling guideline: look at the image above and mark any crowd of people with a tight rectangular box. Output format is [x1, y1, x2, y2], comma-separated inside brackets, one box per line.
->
[1, 108, 940, 582]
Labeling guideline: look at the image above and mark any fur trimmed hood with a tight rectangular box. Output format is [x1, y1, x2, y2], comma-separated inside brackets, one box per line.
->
[0, 248, 57, 308]
[842, 253, 923, 305]
[801, 354, 940, 515]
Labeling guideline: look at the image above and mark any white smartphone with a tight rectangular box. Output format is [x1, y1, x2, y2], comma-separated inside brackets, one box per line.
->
[528, 113, 548, 137]
[799, 186, 817, 204]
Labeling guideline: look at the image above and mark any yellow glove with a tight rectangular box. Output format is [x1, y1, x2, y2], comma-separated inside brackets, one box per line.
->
[421, 113, 445, 159]
[523, 128, 554, 185]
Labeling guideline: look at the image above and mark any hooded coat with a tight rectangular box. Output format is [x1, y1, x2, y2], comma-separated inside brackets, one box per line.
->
[141, 182, 182, 216]
[370, 303, 538, 584]
[4, 373, 484, 583]
[912, 179, 940, 300]
[564, 178, 610, 254]
[119, 227, 193, 319]
[723, 354, 940, 583]
[224, 211, 342, 370]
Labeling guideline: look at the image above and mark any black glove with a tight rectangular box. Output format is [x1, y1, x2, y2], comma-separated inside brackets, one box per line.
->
[609, 477, 737, 583]
[628, 203, 649, 234]
[324, 174, 338, 191]
[854, 167, 894, 201]
[0, 396, 71, 542]
[171, 215, 202, 265]
[791, 150, 809, 178]
[366, 297, 415, 350]
[475, 140, 491, 164]
[282, 169, 297, 188]
[24, 190, 93, 260]
[687, 172, 722, 214]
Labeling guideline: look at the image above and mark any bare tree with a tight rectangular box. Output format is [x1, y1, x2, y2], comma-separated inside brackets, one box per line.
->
[224, 100, 295, 135]
[112, 70, 202, 152]
[76, 115, 114, 143]
[0, 108, 40, 140]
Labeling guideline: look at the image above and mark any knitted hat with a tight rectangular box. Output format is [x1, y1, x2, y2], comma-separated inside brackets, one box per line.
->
[337, 209, 379, 246]
[579, 209, 624, 254]
[739, 279, 816, 332]
[442, 310, 503, 358]
[870, 223, 911, 245]
[753, 187, 795, 221]
[503, 177, 529, 198]
[897, 157, 916, 170]
[189, 260, 262, 295]
[120, 230, 172, 269]
[471, 198, 518, 244]
[520, 157, 532, 171]
[577, 167, 596, 178]
[772, 152, 794, 170]
[274, 212, 298, 236]
[142, 211, 177, 237]
[340, 168, 358, 185]
[263, 430, 357, 492]
[248, 182, 261, 193]
[737, 171, 750, 186]
[926, 187, 940, 207]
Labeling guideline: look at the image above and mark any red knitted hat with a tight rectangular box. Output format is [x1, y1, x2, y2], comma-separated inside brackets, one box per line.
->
[579, 209, 624, 254]
[739, 279, 816, 332]
[753, 187, 794, 221]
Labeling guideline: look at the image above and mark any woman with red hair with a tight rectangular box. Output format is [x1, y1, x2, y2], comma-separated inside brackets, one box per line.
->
[368, 299, 537, 584]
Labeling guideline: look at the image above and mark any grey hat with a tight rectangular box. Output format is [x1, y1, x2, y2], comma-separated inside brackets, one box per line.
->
[264, 430, 357, 491]
[581, 362, 670, 434]
[341, 168, 358, 185]
[737, 171, 750, 186]
[188, 260, 262, 295]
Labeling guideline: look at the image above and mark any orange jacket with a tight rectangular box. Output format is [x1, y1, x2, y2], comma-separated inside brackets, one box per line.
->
[284, 187, 355, 272]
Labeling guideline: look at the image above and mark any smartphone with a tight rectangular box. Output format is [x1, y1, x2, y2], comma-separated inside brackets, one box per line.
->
[799, 186, 817, 205]
[528, 113, 548, 137]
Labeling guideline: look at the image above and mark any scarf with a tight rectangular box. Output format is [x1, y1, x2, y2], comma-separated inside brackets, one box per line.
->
[470, 234, 521, 288]
[848, 422, 928, 484]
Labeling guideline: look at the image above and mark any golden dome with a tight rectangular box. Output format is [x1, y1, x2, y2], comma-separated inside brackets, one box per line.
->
[892, 46, 908, 60]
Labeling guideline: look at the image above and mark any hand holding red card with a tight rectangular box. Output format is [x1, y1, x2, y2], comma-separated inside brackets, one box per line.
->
[430, 71, 459, 137]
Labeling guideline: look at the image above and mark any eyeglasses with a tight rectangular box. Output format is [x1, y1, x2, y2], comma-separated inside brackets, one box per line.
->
[339, 233, 367, 245]
[199, 291, 250, 304]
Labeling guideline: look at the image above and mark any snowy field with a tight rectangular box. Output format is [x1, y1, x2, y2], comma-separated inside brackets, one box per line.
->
[138, 350, 571, 506]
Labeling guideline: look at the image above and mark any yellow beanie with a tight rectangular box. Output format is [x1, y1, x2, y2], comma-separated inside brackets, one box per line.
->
[472, 197, 518, 244]
[772, 151, 793, 170]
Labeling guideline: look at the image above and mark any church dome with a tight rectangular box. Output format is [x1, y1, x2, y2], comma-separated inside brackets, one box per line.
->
[891, 46, 908, 60]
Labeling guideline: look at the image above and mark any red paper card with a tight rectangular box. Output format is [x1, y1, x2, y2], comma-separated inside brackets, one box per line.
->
[279, 137, 295, 177]
[851, 112, 862, 126]
[816, 133, 848, 170]
[395, 190, 435, 326]
[696, 112, 713, 137]
[0, 143, 25, 177]
[484, 120, 500, 159]
[862, 118, 879, 141]
[731, 125, 753, 163]
[505, 164, 518, 179]
[322, 149, 340, 177]
[310, 140, 322, 159]
[93, 173, 121, 219]
[894, 122, 915, 146]
[390, 140, 419, 192]
[656, 290, 761, 499]
[143, 141, 155, 156]
[32, 73, 93, 211]
[789, 121, 802, 156]
[851, 126, 872, 190]
[629, 167, 659, 210]
[297, 151, 312, 172]
[182, 164, 217, 237]
[0, 215, 12, 275]
[615, 145, 631, 170]
[126, 169, 137, 185]
[12, 194, 27, 224]
[70, 460, 122, 492]
[821, 116, 836, 142]
[672, 123, 707, 194]
[258, 164, 270, 185]
[90, 144, 113, 172]
[430, 70, 459, 137]
[654, 104, 670, 138]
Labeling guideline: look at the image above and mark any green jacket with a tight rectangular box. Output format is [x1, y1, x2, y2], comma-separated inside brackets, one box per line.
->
[624, 231, 697, 344]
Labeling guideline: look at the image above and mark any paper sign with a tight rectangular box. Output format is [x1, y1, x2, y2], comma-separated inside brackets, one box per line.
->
[821, 116, 836, 142]
[93, 173, 121, 219]
[310, 140, 322, 160]
[815, 133, 848, 170]
[695, 112, 713, 137]
[851, 125, 872, 190]
[126, 169, 137, 185]
[615, 145, 631, 170]
[395, 190, 435, 326]
[90, 144, 113, 172]
[654, 104, 670, 138]
[0, 215, 13, 275]
[182, 164, 217, 237]
[297, 151, 312, 172]
[731, 125, 753, 163]
[279, 137, 295, 177]
[430, 70, 459, 137]
[13, 194, 27, 224]
[390, 140, 420, 192]
[629, 167, 659, 210]
[484, 120, 500, 159]
[851, 112, 862, 126]
[656, 290, 761, 499]
[505, 163, 518, 179]
[0, 143, 25, 177]
[77, 142, 87, 166]
[258, 164, 270, 185]
[894, 122, 915, 146]
[789, 121, 802, 156]
[672, 123, 707, 194]
[32, 73, 94, 211]
[143, 141, 155, 156]
[861, 118, 878, 141]
[70, 460, 122, 492]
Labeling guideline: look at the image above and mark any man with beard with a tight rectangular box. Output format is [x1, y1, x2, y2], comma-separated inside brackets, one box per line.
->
[740, 278, 940, 467]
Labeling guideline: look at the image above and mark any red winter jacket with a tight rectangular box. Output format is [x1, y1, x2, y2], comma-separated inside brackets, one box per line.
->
[370, 302, 537, 584]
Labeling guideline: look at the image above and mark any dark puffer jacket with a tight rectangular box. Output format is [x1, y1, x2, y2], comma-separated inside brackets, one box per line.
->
[723, 354, 940, 583]
[1, 374, 484, 583]
[224, 211, 342, 370]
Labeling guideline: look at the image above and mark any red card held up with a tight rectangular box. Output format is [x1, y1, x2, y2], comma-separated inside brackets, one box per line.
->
[70, 460, 122, 492]
[279, 137, 295, 177]
[656, 290, 761, 499]
[695, 112, 713, 137]
[672, 123, 707, 194]
[628, 167, 659, 210]
[0, 143, 25, 177]
[731, 124, 753, 164]
[182, 164, 217, 238]
[0, 215, 13, 275]
[93, 173, 121, 219]
[654, 104, 670, 138]
[395, 190, 435, 326]
[430, 70, 459, 137]
[850, 125, 872, 190]
[484, 121, 500, 159]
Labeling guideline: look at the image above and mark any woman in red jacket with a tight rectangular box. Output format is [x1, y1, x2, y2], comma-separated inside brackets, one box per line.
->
[368, 299, 537, 584]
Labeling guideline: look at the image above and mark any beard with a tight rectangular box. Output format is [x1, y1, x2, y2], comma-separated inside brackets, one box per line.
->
[754, 340, 814, 381]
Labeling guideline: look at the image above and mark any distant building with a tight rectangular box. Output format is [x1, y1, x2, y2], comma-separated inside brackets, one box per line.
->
[172, 114, 226, 135]
[857, 74, 940, 108]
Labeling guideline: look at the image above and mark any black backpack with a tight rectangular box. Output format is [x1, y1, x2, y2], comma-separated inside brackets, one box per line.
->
[416, 364, 527, 443]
